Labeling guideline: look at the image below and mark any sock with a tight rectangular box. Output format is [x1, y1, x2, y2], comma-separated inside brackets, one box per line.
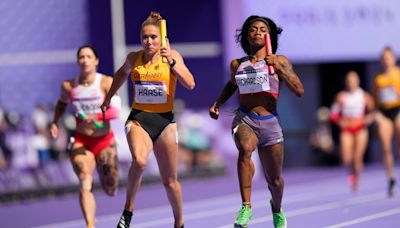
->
[123, 209, 133, 217]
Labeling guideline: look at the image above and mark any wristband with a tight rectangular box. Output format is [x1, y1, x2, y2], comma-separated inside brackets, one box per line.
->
[169, 58, 176, 68]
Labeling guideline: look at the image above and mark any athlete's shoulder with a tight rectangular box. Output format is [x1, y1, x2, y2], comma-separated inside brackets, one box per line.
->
[230, 57, 247, 72]
[123, 51, 141, 67]
[127, 51, 140, 60]
[127, 51, 138, 57]
[99, 72, 112, 80]
[58, 78, 75, 101]
[61, 78, 75, 91]
[336, 91, 346, 102]
[363, 90, 372, 98]
[277, 55, 291, 64]
[99, 73, 113, 84]
[98, 73, 113, 92]
[374, 70, 385, 79]
[235, 56, 249, 64]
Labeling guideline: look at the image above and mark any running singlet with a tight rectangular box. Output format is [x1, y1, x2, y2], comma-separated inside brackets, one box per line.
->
[374, 68, 400, 109]
[70, 73, 104, 119]
[131, 50, 177, 113]
[338, 88, 366, 118]
[234, 57, 279, 99]
[330, 88, 367, 134]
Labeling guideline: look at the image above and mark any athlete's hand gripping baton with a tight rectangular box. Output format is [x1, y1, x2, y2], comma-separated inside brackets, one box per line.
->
[265, 33, 275, 75]
[77, 112, 104, 129]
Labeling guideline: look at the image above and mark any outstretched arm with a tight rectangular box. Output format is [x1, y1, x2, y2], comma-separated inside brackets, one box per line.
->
[209, 60, 239, 120]
[101, 53, 134, 110]
[100, 76, 121, 121]
[50, 81, 70, 138]
[330, 93, 342, 125]
[266, 55, 304, 97]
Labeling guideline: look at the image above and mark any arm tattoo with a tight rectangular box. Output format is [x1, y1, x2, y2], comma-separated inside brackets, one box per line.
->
[73, 161, 83, 174]
[278, 59, 303, 96]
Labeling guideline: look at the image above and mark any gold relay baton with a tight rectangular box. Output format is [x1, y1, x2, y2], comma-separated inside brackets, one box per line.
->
[160, 19, 168, 63]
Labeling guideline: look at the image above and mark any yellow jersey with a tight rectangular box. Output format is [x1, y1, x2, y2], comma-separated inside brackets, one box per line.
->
[373, 68, 400, 109]
[131, 50, 177, 112]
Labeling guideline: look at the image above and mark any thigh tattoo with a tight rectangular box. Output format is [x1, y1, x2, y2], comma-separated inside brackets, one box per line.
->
[99, 150, 118, 176]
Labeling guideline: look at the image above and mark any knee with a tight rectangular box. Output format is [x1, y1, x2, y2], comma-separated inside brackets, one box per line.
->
[80, 174, 94, 192]
[267, 176, 284, 189]
[102, 176, 119, 196]
[132, 158, 147, 172]
[162, 177, 179, 189]
[103, 184, 118, 196]
[240, 142, 255, 153]
[238, 147, 253, 160]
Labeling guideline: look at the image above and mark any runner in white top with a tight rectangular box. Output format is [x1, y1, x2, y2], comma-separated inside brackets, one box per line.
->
[50, 45, 121, 228]
[330, 71, 375, 192]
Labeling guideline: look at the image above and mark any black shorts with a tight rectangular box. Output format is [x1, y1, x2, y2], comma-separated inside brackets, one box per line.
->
[127, 109, 175, 142]
[381, 107, 400, 122]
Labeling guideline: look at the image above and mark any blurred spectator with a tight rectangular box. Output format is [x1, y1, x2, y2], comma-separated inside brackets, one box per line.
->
[31, 104, 53, 164]
[0, 107, 11, 169]
[309, 106, 335, 155]
[31, 103, 71, 163]
[174, 99, 224, 173]
[7, 111, 38, 169]
[179, 112, 223, 172]
[310, 106, 341, 167]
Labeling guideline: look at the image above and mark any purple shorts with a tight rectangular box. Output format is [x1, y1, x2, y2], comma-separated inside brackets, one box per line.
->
[232, 107, 284, 148]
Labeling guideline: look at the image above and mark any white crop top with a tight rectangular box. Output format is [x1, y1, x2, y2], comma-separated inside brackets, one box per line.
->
[70, 73, 104, 116]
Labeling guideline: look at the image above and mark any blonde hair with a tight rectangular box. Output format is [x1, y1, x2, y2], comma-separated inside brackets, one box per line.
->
[142, 11, 163, 29]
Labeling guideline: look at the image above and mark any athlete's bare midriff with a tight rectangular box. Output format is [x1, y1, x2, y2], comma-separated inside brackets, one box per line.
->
[239, 94, 277, 116]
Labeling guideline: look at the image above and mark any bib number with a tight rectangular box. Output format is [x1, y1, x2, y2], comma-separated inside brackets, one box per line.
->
[235, 72, 270, 94]
[134, 81, 167, 104]
[378, 86, 398, 104]
[72, 98, 102, 115]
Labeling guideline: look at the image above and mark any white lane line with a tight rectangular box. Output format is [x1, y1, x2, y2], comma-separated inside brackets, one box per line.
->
[31, 183, 344, 228]
[134, 189, 386, 227]
[216, 192, 387, 228]
[31, 169, 389, 228]
[31, 189, 308, 228]
[324, 207, 400, 228]
[131, 193, 320, 227]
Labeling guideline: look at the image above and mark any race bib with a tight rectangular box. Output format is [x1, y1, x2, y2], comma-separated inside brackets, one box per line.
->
[72, 97, 102, 115]
[378, 86, 398, 103]
[134, 81, 167, 104]
[235, 72, 270, 94]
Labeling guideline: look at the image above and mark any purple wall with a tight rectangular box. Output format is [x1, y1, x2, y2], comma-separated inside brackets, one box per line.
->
[0, 0, 90, 115]
[0, 0, 116, 116]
